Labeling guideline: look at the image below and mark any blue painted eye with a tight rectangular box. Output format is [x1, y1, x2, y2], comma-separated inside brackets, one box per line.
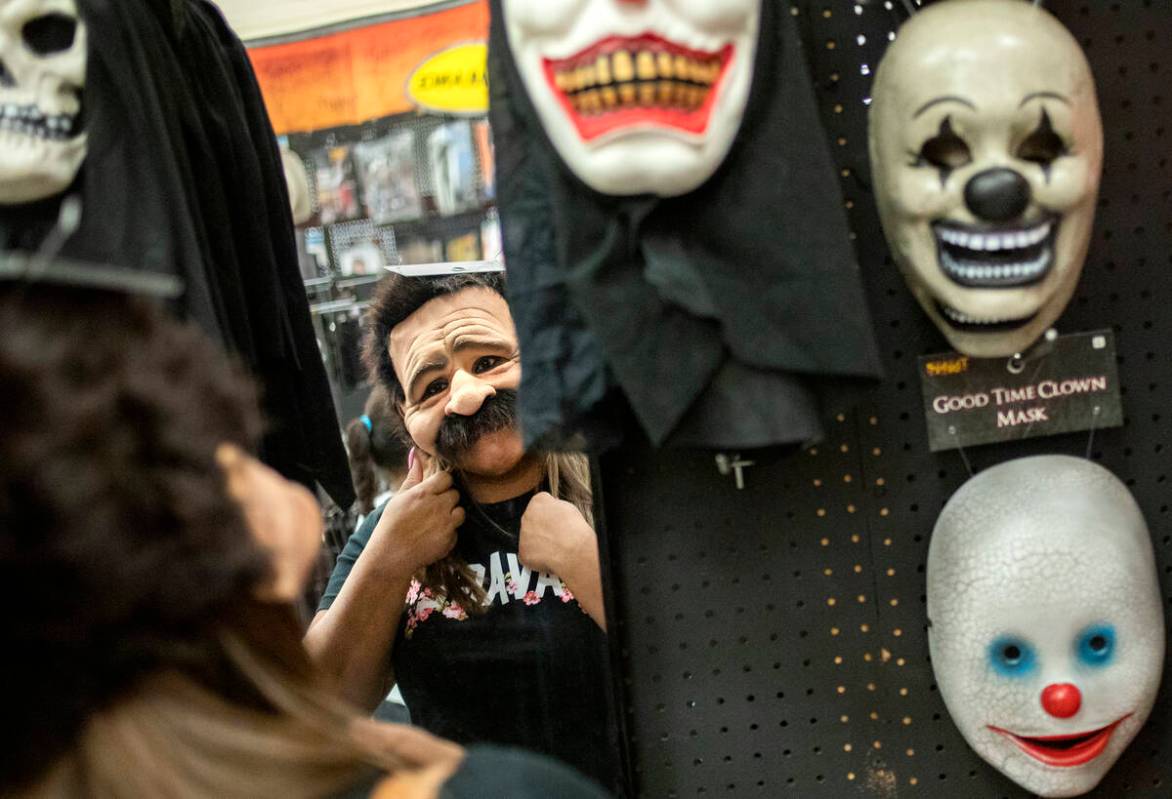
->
[988, 636, 1037, 677]
[1076, 624, 1116, 667]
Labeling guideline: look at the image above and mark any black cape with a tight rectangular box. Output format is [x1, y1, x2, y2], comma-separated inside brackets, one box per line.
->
[0, 0, 354, 506]
[488, 0, 882, 450]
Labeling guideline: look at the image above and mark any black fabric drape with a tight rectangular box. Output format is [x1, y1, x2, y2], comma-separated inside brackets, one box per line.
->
[488, 0, 882, 450]
[0, 0, 354, 506]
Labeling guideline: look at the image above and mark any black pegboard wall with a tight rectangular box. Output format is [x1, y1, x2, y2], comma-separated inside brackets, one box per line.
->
[602, 2, 1172, 797]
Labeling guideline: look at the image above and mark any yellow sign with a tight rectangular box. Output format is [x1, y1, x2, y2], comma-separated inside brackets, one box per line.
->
[924, 356, 970, 377]
[407, 42, 489, 115]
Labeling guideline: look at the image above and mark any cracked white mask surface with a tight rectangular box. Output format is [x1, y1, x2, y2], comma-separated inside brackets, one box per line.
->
[0, 0, 86, 205]
[869, 0, 1102, 358]
[500, 0, 759, 197]
[928, 456, 1163, 797]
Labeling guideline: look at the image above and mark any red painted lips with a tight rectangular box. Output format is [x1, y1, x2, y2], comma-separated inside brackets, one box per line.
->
[541, 33, 733, 141]
[988, 715, 1131, 768]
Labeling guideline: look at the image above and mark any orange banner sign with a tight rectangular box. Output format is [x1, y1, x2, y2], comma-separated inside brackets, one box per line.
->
[248, 1, 489, 135]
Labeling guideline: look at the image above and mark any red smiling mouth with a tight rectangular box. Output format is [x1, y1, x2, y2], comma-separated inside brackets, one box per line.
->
[988, 715, 1131, 768]
[542, 33, 733, 142]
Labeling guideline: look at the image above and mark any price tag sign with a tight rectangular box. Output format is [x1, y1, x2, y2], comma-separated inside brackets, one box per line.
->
[918, 330, 1124, 452]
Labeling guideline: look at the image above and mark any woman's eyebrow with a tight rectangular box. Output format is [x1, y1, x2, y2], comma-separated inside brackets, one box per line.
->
[452, 335, 512, 353]
[406, 356, 448, 400]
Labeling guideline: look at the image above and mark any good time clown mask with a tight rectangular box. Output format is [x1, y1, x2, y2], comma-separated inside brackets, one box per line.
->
[500, 0, 760, 197]
[870, 0, 1103, 358]
[927, 456, 1163, 797]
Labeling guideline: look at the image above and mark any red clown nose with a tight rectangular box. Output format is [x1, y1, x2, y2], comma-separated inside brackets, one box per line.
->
[1041, 683, 1082, 718]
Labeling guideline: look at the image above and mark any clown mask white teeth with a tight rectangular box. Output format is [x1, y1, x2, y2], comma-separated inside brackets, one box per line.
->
[935, 217, 1057, 289]
[937, 221, 1052, 251]
[939, 305, 1027, 327]
[0, 0, 88, 205]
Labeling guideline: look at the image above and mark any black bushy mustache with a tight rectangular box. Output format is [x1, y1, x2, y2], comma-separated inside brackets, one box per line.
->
[435, 389, 519, 462]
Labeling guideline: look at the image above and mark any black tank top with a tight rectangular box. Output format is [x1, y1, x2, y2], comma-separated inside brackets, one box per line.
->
[390, 493, 619, 791]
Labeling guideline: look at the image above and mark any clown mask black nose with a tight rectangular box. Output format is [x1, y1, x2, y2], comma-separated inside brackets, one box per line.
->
[965, 168, 1031, 223]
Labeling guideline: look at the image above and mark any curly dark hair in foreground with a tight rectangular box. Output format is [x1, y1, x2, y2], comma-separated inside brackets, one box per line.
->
[0, 286, 272, 788]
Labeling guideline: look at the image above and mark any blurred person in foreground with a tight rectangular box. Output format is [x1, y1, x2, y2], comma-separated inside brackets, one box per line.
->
[0, 283, 611, 799]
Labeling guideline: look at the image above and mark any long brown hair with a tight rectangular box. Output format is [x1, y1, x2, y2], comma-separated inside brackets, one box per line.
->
[30, 604, 402, 799]
[345, 384, 410, 515]
[420, 451, 594, 613]
[0, 286, 405, 796]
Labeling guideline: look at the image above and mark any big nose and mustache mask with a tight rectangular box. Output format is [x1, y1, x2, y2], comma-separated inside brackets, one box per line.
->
[435, 388, 519, 464]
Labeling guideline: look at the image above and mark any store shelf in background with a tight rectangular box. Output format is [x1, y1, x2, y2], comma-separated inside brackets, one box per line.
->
[334, 274, 383, 290]
[303, 276, 333, 290]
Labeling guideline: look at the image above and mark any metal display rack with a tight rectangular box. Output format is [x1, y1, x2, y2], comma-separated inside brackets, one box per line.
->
[288, 106, 500, 425]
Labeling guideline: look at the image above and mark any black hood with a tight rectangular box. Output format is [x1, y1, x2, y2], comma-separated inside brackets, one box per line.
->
[0, 0, 354, 506]
[488, 0, 881, 449]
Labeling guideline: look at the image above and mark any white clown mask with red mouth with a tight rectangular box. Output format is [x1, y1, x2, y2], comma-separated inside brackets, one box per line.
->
[928, 456, 1163, 798]
[869, 0, 1103, 358]
[500, 0, 760, 197]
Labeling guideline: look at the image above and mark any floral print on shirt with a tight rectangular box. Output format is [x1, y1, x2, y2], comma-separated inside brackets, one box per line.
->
[402, 552, 583, 639]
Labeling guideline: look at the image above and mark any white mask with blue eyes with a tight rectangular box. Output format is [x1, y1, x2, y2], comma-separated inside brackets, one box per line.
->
[927, 455, 1164, 797]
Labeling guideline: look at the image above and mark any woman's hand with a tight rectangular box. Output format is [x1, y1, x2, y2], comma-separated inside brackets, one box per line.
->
[519, 492, 607, 630]
[371, 456, 464, 574]
[518, 492, 594, 577]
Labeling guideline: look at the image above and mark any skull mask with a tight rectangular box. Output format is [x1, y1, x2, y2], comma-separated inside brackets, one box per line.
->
[870, 0, 1103, 358]
[0, 0, 86, 205]
[500, 0, 760, 197]
[928, 456, 1163, 797]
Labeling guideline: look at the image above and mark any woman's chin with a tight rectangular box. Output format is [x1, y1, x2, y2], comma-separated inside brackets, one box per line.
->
[454, 428, 528, 478]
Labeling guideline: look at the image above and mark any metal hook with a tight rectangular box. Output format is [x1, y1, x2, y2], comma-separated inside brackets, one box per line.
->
[1085, 405, 1102, 459]
[27, 194, 83, 278]
[1006, 328, 1059, 375]
[715, 453, 756, 490]
[947, 426, 975, 478]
